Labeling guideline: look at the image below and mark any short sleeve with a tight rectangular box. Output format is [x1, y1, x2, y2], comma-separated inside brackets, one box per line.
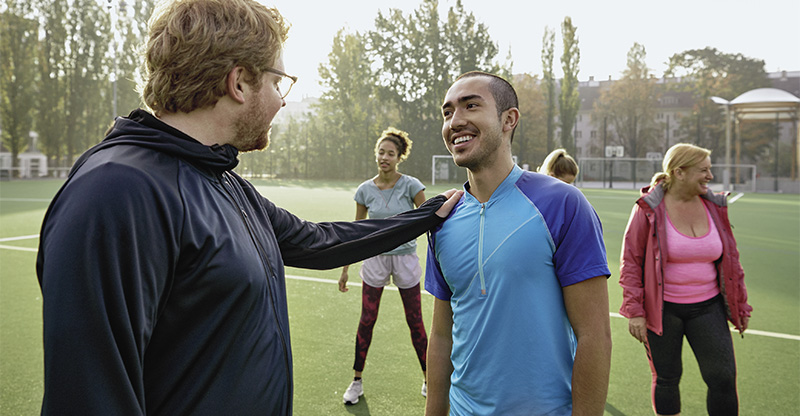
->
[406, 175, 426, 199]
[424, 228, 452, 300]
[354, 181, 369, 206]
[516, 173, 610, 287]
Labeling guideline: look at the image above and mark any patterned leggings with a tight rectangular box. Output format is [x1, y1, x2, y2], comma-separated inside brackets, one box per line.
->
[353, 282, 428, 373]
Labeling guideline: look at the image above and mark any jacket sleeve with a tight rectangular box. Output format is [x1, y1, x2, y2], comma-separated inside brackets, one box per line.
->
[268, 195, 447, 269]
[725, 219, 752, 318]
[619, 203, 648, 318]
[36, 163, 179, 415]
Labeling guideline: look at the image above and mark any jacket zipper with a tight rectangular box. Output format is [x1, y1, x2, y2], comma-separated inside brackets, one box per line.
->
[220, 173, 292, 413]
[479, 203, 487, 296]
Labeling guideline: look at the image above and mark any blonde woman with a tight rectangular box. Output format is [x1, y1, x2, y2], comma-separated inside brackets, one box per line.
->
[538, 148, 579, 184]
[619, 143, 751, 415]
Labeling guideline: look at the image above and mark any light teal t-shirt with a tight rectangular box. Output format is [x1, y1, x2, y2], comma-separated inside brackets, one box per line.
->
[354, 174, 425, 255]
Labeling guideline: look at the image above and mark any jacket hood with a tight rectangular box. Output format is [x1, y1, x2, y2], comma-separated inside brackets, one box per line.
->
[70, 109, 239, 177]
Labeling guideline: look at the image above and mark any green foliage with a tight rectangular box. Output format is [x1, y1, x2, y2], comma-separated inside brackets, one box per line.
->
[665, 47, 771, 164]
[34, 0, 68, 168]
[316, 30, 386, 180]
[364, 0, 505, 179]
[367, 0, 449, 178]
[558, 16, 580, 156]
[61, 0, 113, 163]
[541, 26, 557, 153]
[512, 73, 547, 168]
[222, 0, 510, 182]
[593, 43, 660, 159]
[0, 2, 38, 168]
[112, 0, 154, 116]
[2, 0, 154, 171]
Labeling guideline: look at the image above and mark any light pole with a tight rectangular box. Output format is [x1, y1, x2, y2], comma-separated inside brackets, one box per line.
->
[711, 96, 732, 191]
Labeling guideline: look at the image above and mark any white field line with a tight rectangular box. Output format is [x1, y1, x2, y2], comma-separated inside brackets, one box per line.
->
[0, 198, 51, 202]
[0, 244, 37, 252]
[0, 235, 39, 252]
[3, 240, 795, 342]
[288, 274, 800, 341]
[0, 234, 39, 242]
[729, 192, 744, 204]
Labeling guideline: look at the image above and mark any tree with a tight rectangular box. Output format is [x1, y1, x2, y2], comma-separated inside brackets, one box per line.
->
[558, 16, 580, 156]
[61, 0, 113, 163]
[541, 26, 557, 153]
[367, 0, 448, 178]
[1, 2, 38, 174]
[35, 0, 68, 169]
[593, 43, 660, 159]
[367, 0, 505, 179]
[316, 29, 386, 179]
[111, 0, 155, 117]
[513, 73, 547, 169]
[665, 47, 769, 161]
[443, 0, 502, 77]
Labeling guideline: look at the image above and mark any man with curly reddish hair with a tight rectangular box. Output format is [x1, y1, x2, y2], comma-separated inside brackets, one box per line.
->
[36, 1, 461, 414]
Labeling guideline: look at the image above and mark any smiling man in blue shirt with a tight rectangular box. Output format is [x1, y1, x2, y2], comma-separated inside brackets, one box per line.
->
[425, 71, 612, 416]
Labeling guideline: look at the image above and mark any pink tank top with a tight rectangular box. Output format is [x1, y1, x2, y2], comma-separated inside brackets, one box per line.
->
[663, 204, 723, 304]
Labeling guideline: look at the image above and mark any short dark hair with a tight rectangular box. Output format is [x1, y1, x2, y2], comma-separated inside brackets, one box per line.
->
[455, 71, 518, 117]
[455, 71, 519, 140]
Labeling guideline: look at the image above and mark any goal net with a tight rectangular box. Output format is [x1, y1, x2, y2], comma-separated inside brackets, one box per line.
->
[431, 155, 463, 186]
[432, 155, 518, 185]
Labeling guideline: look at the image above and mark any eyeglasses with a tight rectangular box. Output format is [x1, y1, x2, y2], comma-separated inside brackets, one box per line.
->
[265, 67, 298, 99]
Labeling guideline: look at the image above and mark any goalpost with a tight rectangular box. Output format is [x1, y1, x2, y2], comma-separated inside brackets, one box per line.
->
[432, 155, 518, 185]
[431, 155, 456, 186]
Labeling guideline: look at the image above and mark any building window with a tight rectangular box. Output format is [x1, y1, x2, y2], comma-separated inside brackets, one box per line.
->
[576, 130, 582, 138]
[662, 96, 678, 105]
[590, 130, 597, 138]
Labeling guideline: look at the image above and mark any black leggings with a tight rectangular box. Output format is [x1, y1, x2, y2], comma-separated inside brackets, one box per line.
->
[645, 295, 738, 415]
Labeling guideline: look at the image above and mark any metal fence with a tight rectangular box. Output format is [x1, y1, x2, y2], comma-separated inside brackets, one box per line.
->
[576, 158, 768, 193]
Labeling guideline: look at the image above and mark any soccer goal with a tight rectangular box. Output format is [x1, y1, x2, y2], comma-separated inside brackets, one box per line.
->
[431, 155, 519, 185]
[431, 155, 460, 186]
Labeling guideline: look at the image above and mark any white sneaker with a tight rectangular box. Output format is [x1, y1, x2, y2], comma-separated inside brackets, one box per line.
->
[343, 379, 363, 405]
[421, 380, 427, 397]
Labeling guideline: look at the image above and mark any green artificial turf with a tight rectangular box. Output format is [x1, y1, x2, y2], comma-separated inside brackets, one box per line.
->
[1, 179, 797, 415]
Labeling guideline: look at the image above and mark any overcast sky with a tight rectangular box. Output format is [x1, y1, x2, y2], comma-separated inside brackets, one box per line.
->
[264, 0, 800, 100]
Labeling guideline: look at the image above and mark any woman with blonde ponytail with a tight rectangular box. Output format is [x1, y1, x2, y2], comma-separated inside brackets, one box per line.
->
[619, 143, 752, 415]
[538, 148, 579, 184]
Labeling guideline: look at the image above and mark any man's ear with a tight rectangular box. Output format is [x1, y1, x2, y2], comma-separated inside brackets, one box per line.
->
[226, 66, 246, 104]
[502, 108, 520, 133]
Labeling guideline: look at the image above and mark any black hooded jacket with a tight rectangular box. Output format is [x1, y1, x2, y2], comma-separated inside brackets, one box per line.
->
[36, 109, 446, 415]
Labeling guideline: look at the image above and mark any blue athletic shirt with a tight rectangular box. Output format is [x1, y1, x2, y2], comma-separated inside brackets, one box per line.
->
[355, 174, 425, 255]
[425, 165, 610, 415]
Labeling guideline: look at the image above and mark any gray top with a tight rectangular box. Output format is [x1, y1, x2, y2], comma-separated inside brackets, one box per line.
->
[355, 174, 425, 255]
